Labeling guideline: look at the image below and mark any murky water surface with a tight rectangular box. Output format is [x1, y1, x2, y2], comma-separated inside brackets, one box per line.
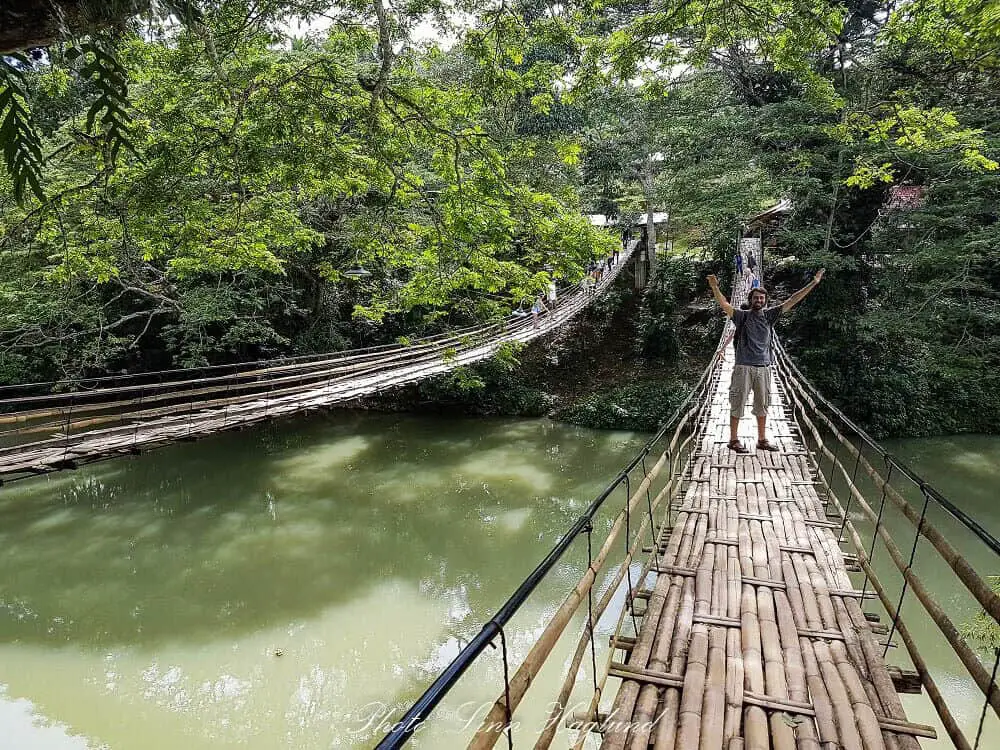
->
[1, 414, 997, 748]
[0, 412, 645, 749]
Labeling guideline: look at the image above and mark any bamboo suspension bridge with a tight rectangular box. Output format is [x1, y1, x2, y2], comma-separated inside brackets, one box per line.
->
[2, 240, 998, 750]
[0, 242, 638, 483]
[374, 258, 1000, 750]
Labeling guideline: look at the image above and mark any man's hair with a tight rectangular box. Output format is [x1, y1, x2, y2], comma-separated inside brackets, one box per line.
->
[749, 286, 768, 303]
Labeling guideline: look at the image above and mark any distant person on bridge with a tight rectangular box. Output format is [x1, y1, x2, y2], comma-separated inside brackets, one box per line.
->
[707, 270, 825, 453]
[531, 294, 549, 329]
[735, 251, 744, 276]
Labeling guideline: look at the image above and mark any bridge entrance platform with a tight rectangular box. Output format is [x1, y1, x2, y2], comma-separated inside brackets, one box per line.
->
[599, 351, 934, 750]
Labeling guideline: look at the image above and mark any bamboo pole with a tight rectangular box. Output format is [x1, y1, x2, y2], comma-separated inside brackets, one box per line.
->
[676, 623, 709, 748]
[801, 637, 841, 746]
[597, 512, 705, 750]
[468, 448, 670, 748]
[756, 587, 795, 750]
[623, 462, 694, 749]
[774, 585, 819, 750]
[830, 639, 887, 750]
[651, 576, 696, 750]
[740, 582, 768, 747]
[813, 639, 866, 750]
[700, 625, 726, 750]
[722, 558, 743, 743]
[627, 574, 684, 749]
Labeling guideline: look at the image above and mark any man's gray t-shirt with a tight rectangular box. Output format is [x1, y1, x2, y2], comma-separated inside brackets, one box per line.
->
[732, 306, 781, 366]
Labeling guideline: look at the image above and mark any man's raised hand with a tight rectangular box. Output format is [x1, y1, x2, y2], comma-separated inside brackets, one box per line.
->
[813, 268, 826, 284]
[707, 274, 719, 289]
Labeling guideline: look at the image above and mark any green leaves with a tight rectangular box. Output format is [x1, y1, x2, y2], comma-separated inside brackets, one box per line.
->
[886, 0, 1000, 70]
[961, 576, 1000, 651]
[68, 37, 135, 165]
[843, 159, 895, 189]
[0, 55, 44, 203]
[0, 35, 134, 203]
[838, 105, 998, 188]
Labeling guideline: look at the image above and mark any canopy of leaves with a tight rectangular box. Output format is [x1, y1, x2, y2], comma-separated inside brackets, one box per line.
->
[0, 1, 614, 379]
[0, 0, 997, 440]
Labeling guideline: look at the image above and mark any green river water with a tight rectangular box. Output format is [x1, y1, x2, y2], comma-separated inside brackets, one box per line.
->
[0, 412, 997, 749]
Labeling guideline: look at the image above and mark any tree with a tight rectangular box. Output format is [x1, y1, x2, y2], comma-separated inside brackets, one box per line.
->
[0, 3, 614, 380]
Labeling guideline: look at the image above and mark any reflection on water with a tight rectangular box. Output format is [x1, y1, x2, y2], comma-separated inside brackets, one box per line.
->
[0, 411, 646, 749]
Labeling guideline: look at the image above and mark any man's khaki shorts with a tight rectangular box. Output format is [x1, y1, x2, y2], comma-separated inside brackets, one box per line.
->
[730, 365, 772, 418]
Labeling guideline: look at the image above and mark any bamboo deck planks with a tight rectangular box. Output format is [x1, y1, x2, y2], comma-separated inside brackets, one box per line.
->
[599, 353, 931, 750]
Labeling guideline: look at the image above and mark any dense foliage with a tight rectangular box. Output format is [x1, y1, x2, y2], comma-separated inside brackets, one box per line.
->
[0, 3, 614, 381]
[1, 0, 997, 437]
[573, 1, 1000, 436]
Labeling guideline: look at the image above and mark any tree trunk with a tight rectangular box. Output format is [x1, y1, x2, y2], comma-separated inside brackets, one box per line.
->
[0, 1, 131, 54]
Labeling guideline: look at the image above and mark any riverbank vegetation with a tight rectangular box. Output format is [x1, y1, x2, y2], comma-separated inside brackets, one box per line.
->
[1, 0, 997, 437]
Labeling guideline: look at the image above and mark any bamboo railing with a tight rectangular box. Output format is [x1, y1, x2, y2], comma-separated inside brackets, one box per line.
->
[776, 340, 1000, 750]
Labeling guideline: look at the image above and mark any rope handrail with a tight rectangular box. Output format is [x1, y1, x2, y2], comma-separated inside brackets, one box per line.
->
[0, 320, 513, 407]
[374, 332, 724, 749]
[0, 322, 491, 397]
[0, 323, 515, 437]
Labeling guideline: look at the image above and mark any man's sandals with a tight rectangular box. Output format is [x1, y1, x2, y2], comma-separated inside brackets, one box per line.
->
[728, 439, 781, 453]
[727, 439, 750, 454]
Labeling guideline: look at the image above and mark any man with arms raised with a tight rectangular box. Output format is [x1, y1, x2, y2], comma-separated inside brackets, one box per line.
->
[707, 269, 825, 453]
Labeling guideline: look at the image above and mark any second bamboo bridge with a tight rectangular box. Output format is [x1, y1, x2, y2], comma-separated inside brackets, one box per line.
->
[0, 241, 638, 483]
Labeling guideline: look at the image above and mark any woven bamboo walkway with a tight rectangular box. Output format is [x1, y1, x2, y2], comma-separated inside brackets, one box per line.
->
[600, 351, 935, 750]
